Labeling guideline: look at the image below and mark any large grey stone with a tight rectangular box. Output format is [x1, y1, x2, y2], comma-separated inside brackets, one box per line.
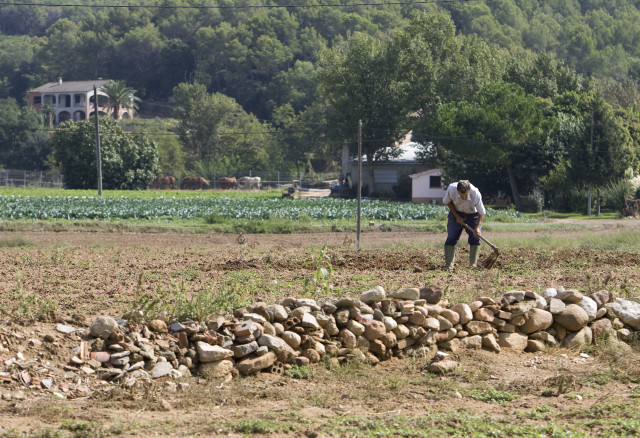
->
[231, 341, 258, 358]
[360, 286, 386, 304]
[150, 361, 174, 379]
[237, 351, 277, 375]
[266, 304, 288, 322]
[389, 288, 420, 300]
[450, 303, 473, 325]
[427, 360, 459, 374]
[520, 308, 553, 334]
[89, 316, 119, 340]
[554, 304, 589, 332]
[465, 321, 493, 335]
[497, 332, 528, 352]
[257, 334, 295, 362]
[589, 290, 610, 308]
[419, 286, 443, 304]
[556, 290, 583, 303]
[606, 298, 640, 330]
[196, 342, 234, 363]
[561, 327, 592, 349]
[200, 359, 234, 380]
[576, 296, 598, 321]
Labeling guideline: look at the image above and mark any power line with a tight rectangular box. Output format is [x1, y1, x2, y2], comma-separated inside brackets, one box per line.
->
[0, 0, 477, 9]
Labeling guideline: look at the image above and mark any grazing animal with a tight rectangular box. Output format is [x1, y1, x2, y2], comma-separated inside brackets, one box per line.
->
[238, 176, 261, 189]
[218, 176, 238, 189]
[149, 176, 175, 189]
[180, 176, 209, 190]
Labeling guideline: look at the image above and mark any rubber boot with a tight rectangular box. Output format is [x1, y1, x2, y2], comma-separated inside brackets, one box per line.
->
[444, 245, 456, 271]
[469, 244, 481, 267]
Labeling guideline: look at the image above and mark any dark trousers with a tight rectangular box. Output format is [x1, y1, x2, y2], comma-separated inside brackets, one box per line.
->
[445, 211, 481, 246]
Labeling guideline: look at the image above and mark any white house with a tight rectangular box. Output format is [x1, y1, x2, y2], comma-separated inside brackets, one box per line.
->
[409, 169, 446, 204]
[28, 78, 114, 125]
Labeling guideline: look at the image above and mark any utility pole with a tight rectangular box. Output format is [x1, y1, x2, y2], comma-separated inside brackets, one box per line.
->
[94, 86, 103, 196]
[587, 110, 594, 216]
[356, 120, 362, 251]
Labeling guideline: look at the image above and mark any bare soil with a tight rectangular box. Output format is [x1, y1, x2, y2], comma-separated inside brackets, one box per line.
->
[1, 223, 639, 436]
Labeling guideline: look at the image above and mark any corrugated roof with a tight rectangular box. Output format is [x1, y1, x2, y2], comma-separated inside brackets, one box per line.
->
[409, 169, 440, 178]
[349, 142, 423, 163]
[30, 79, 111, 94]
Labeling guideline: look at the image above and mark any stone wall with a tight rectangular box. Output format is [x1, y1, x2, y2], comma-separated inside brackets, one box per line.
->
[81, 285, 640, 382]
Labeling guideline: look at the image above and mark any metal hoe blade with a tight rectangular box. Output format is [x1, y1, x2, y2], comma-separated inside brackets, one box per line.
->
[483, 250, 499, 269]
[462, 222, 500, 269]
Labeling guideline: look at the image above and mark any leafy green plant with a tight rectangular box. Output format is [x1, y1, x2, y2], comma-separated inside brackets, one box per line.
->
[599, 178, 634, 212]
[127, 273, 252, 322]
[285, 365, 314, 379]
[469, 388, 518, 405]
[6, 272, 58, 321]
[303, 244, 334, 297]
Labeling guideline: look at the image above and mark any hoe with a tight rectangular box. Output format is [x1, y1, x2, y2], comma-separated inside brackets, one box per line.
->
[462, 223, 500, 269]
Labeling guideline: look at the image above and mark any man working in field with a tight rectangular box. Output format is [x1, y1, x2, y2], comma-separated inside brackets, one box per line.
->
[442, 180, 486, 270]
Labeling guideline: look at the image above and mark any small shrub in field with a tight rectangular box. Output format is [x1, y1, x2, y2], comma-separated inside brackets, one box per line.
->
[0, 236, 32, 247]
[470, 388, 518, 404]
[285, 365, 313, 379]
[127, 274, 251, 322]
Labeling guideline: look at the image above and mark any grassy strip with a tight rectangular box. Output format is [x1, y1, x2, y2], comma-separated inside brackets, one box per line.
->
[5, 402, 638, 437]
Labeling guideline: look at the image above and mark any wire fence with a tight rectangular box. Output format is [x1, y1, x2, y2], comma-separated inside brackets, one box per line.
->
[0, 169, 64, 188]
[185, 171, 341, 190]
[0, 169, 341, 190]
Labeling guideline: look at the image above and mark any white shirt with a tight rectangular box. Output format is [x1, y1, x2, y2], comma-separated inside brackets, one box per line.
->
[442, 182, 486, 216]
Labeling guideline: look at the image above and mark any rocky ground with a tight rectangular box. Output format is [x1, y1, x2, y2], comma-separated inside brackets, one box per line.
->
[0, 222, 639, 436]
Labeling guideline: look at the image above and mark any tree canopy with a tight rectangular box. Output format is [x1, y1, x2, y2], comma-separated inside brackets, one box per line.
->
[51, 118, 158, 190]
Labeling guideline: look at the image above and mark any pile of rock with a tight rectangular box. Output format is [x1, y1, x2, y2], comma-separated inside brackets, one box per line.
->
[4, 284, 640, 396]
[70, 285, 640, 382]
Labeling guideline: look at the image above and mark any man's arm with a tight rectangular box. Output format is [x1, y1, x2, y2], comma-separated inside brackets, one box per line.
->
[475, 214, 484, 237]
[447, 201, 464, 225]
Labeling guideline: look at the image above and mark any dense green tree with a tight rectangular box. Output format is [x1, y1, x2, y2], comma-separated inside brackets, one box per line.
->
[172, 82, 272, 174]
[39, 19, 84, 80]
[0, 98, 50, 169]
[51, 118, 158, 190]
[0, 3, 48, 36]
[0, 35, 43, 100]
[429, 81, 553, 211]
[114, 24, 165, 93]
[264, 60, 318, 114]
[317, 31, 412, 195]
[554, 92, 637, 194]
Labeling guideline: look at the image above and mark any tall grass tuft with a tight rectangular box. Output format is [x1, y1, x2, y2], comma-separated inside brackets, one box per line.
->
[127, 274, 252, 322]
[0, 235, 33, 247]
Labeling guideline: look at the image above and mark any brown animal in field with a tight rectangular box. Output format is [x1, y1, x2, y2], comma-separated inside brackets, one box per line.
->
[238, 176, 261, 189]
[149, 176, 175, 189]
[218, 176, 237, 189]
[180, 176, 209, 190]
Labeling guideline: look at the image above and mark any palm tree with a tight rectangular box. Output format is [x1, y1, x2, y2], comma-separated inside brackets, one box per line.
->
[41, 103, 55, 128]
[100, 80, 140, 119]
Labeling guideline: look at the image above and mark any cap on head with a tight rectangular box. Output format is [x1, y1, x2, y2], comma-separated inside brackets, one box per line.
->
[457, 180, 470, 194]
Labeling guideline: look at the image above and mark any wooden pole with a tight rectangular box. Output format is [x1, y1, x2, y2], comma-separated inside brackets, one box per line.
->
[356, 120, 362, 251]
[587, 110, 594, 216]
[94, 86, 102, 196]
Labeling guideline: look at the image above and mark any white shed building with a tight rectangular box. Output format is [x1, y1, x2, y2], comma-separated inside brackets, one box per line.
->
[409, 169, 446, 204]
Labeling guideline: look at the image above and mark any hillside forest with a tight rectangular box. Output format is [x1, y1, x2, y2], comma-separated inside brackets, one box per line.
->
[2, 0, 640, 210]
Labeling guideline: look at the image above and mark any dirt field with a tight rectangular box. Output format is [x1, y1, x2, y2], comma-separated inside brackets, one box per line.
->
[1, 222, 640, 436]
